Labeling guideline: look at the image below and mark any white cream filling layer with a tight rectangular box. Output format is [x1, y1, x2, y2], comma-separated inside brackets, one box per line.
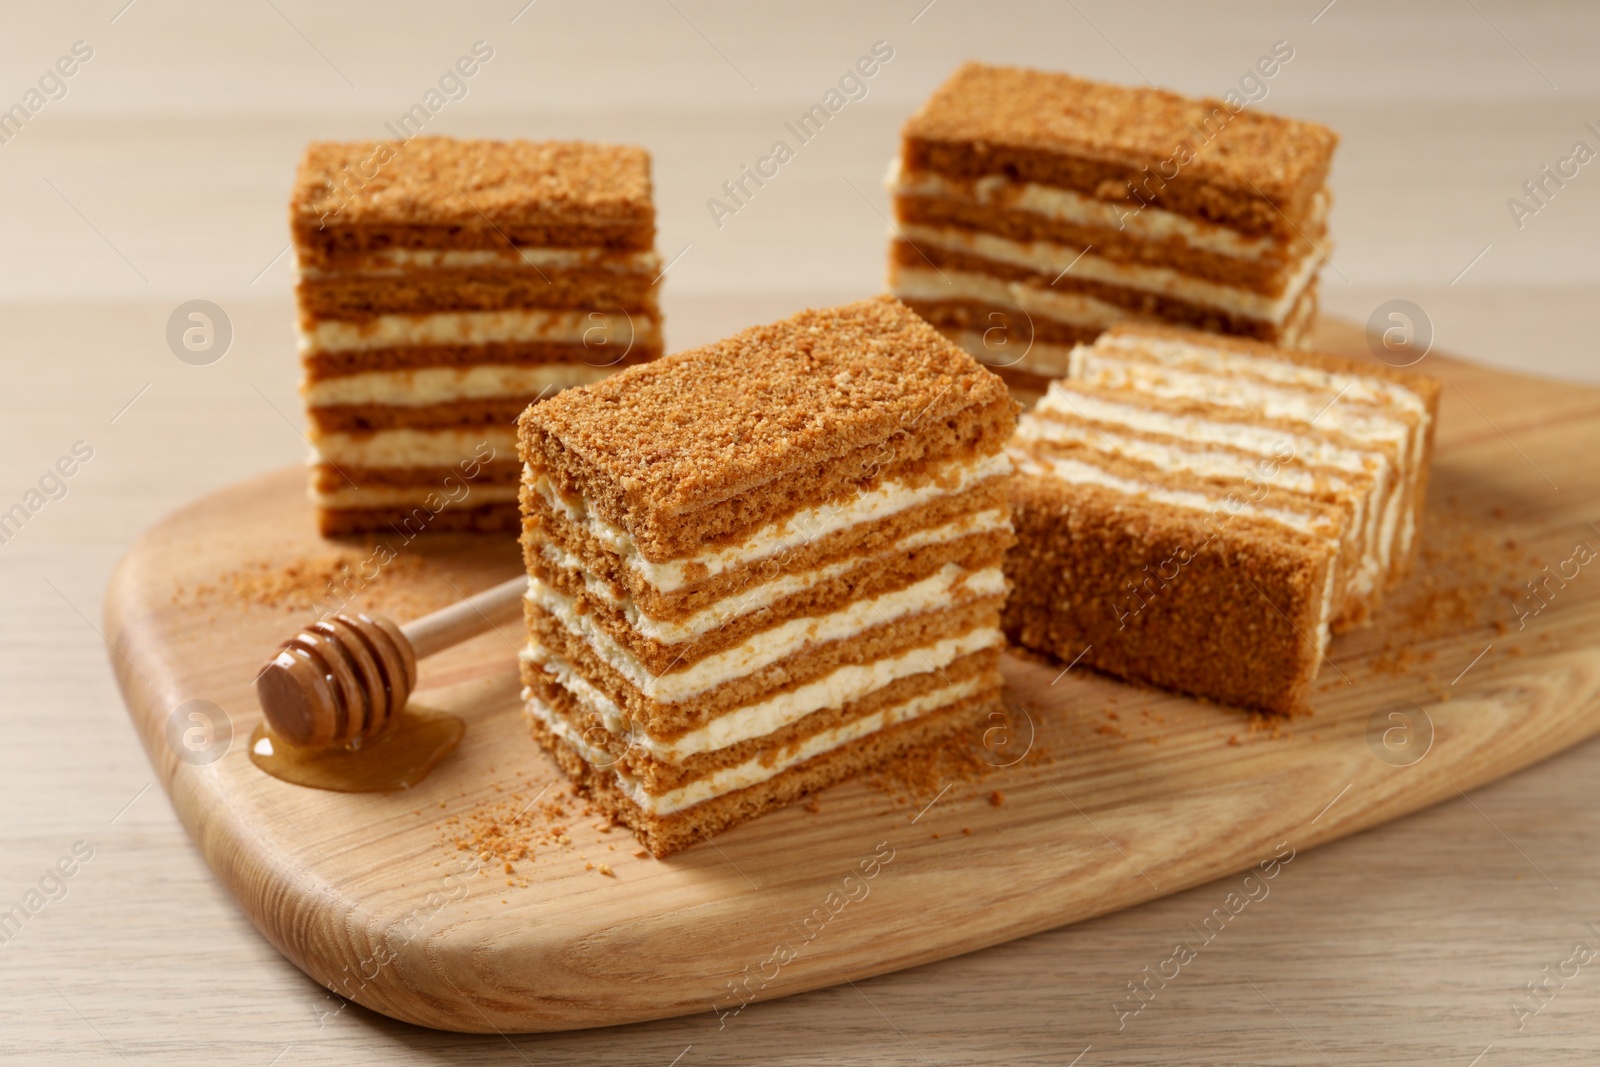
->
[527, 562, 1007, 704]
[530, 451, 1012, 594]
[1038, 383, 1384, 481]
[311, 483, 520, 508]
[890, 161, 1324, 263]
[890, 262, 1316, 359]
[1071, 355, 1413, 470]
[1017, 417, 1339, 499]
[891, 261, 1017, 310]
[1084, 334, 1430, 563]
[1099, 335, 1428, 417]
[304, 363, 616, 407]
[523, 626, 1001, 760]
[946, 333, 1079, 377]
[899, 223, 1323, 324]
[525, 674, 986, 815]
[301, 247, 660, 272]
[890, 263, 1137, 333]
[1313, 560, 1337, 658]
[310, 426, 516, 468]
[1097, 334, 1427, 518]
[1282, 285, 1319, 345]
[1017, 415, 1373, 595]
[300, 309, 659, 354]
[540, 507, 1010, 644]
[1036, 383, 1394, 581]
[1015, 452, 1337, 540]
[1070, 357, 1413, 570]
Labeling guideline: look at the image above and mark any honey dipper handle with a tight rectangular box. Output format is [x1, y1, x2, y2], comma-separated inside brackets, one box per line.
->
[401, 575, 528, 659]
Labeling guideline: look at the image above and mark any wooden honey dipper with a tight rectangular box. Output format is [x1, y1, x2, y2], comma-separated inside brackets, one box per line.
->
[254, 575, 526, 749]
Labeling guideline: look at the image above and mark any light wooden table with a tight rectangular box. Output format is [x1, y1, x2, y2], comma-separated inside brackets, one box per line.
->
[3, 2, 1598, 1062]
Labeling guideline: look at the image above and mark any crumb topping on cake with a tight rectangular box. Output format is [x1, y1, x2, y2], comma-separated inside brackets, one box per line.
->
[521, 296, 1013, 515]
[902, 62, 1338, 200]
[290, 137, 653, 226]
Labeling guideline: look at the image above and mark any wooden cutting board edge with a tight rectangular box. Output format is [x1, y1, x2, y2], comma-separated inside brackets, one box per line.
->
[101, 322, 1600, 1032]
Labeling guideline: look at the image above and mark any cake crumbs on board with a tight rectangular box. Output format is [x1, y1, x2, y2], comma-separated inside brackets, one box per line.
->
[169, 546, 498, 623]
[439, 780, 633, 886]
[864, 722, 1052, 809]
[1352, 496, 1538, 684]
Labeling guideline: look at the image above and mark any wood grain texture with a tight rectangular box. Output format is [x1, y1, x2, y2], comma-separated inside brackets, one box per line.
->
[100, 319, 1600, 1033]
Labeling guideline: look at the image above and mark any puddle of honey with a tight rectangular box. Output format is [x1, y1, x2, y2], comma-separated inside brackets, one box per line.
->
[248, 708, 464, 793]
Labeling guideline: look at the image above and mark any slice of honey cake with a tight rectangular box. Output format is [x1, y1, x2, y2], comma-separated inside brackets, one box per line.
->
[887, 62, 1337, 392]
[517, 296, 1017, 856]
[1004, 323, 1438, 714]
[291, 137, 663, 536]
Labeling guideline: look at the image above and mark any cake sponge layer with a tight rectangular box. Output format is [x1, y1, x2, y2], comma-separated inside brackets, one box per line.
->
[901, 62, 1337, 237]
[297, 266, 660, 320]
[518, 295, 1017, 560]
[318, 501, 519, 538]
[526, 682, 996, 857]
[291, 137, 656, 262]
[522, 645, 999, 796]
[1004, 473, 1329, 714]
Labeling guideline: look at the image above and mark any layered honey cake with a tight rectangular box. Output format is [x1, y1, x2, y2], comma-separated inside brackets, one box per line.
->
[516, 296, 1017, 856]
[887, 62, 1338, 392]
[290, 137, 663, 536]
[1004, 323, 1439, 714]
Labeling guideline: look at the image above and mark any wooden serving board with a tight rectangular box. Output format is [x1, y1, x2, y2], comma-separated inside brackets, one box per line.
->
[104, 320, 1600, 1033]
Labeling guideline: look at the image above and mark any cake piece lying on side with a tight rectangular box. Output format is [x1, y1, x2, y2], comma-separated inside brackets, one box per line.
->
[517, 296, 1017, 856]
[290, 137, 663, 536]
[887, 61, 1338, 392]
[1004, 323, 1439, 714]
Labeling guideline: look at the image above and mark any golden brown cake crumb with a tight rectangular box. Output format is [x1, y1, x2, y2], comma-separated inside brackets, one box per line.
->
[902, 61, 1337, 211]
[291, 137, 653, 229]
[888, 62, 1339, 394]
[292, 136, 662, 537]
[517, 297, 1017, 857]
[521, 295, 1014, 556]
[1005, 323, 1439, 714]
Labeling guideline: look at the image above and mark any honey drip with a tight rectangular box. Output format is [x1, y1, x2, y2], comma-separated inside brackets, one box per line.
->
[249, 707, 464, 792]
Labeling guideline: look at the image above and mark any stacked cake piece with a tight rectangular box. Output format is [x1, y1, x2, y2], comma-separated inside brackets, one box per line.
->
[887, 62, 1338, 391]
[1004, 324, 1439, 714]
[290, 137, 662, 535]
[517, 297, 1017, 856]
